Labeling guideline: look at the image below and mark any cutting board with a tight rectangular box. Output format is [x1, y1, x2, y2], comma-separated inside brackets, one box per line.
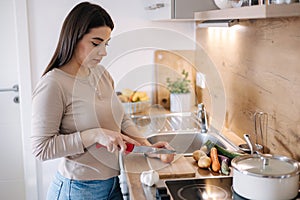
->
[147, 155, 196, 179]
[154, 50, 200, 109]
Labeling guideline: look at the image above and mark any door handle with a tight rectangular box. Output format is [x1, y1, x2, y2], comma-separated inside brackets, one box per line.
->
[0, 84, 19, 104]
[0, 84, 19, 93]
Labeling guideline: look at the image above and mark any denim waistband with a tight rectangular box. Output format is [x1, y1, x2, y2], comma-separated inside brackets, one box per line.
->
[55, 172, 68, 182]
[55, 172, 117, 183]
[49, 172, 123, 200]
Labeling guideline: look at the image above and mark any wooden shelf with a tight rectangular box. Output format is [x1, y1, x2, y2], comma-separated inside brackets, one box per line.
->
[194, 3, 300, 21]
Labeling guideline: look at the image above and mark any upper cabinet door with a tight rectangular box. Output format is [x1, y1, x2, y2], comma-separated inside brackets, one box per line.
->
[144, 0, 218, 20]
[144, 0, 172, 20]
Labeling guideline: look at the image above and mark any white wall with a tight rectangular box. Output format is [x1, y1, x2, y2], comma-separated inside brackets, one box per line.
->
[28, 0, 196, 86]
[25, 0, 195, 199]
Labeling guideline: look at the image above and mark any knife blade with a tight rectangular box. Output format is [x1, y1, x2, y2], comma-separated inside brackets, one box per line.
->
[96, 143, 176, 154]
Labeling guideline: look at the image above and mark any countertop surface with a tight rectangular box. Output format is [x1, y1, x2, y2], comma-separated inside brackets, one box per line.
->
[123, 130, 245, 200]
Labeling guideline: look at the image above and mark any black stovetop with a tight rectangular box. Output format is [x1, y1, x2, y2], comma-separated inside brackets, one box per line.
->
[165, 177, 234, 200]
[163, 177, 300, 200]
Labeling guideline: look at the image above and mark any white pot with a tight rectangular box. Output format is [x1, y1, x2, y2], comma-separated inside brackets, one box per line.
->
[231, 154, 300, 200]
[170, 93, 191, 113]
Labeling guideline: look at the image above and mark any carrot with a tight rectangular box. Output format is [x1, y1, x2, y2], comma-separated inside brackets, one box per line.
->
[210, 147, 221, 172]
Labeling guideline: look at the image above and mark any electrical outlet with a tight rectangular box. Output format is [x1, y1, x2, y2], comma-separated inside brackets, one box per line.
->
[196, 72, 206, 88]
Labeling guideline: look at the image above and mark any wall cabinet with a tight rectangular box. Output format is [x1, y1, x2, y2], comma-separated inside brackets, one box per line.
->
[144, 2, 300, 22]
[144, 0, 218, 20]
[194, 3, 300, 21]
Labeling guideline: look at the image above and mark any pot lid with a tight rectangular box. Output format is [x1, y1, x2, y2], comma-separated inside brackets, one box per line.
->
[231, 154, 300, 178]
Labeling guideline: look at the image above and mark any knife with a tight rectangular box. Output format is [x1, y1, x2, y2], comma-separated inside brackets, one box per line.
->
[95, 143, 176, 154]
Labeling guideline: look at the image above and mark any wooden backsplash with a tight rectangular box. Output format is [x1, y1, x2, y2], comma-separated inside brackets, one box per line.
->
[196, 17, 300, 160]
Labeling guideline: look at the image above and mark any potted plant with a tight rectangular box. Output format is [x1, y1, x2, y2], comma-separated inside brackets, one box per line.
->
[166, 69, 192, 112]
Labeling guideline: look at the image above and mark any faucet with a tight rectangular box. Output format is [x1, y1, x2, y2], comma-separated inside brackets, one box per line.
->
[197, 103, 208, 133]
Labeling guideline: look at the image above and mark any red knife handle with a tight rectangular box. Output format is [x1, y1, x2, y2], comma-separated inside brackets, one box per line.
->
[96, 142, 134, 152]
[125, 143, 134, 152]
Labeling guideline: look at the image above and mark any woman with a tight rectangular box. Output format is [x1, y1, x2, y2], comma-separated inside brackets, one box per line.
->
[31, 2, 174, 200]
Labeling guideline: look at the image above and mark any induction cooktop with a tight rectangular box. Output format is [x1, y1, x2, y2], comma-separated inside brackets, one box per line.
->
[165, 177, 234, 200]
[164, 177, 300, 200]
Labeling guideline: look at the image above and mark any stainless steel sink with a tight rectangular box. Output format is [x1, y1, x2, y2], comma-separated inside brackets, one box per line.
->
[147, 132, 228, 155]
[130, 112, 239, 155]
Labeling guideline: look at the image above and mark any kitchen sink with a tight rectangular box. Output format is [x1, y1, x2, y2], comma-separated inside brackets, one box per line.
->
[130, 112, 238, 155]
[147, 132, 230, 156]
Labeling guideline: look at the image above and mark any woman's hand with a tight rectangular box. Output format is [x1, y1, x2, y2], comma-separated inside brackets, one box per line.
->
[96, 130, 141, 153]
[147, 141, 175, 163]
[80, 128, 140, 153]
[127, 136, 175, 163]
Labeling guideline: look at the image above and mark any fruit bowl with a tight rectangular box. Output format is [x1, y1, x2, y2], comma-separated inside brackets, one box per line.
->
[122, 101, 150, 114]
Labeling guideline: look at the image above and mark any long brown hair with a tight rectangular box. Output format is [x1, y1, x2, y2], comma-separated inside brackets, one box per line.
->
[42, 2, 114, 76]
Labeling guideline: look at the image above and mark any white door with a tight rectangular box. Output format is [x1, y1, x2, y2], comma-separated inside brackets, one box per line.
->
[0, 1, 26, 199]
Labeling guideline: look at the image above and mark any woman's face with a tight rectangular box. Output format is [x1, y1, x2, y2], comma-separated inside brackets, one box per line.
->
[74, 26, 111, 69]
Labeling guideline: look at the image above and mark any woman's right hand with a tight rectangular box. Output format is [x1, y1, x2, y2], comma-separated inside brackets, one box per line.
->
[95, 128, 141, 153]
[80, 128, 140, 153]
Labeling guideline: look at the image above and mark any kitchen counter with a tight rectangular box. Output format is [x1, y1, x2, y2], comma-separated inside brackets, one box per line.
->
[124, 154, 228, 200]
[123, 130, 245, 200]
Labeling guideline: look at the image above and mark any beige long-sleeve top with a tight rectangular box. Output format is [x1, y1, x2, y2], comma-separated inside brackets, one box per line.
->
[31, 65, 142, 180]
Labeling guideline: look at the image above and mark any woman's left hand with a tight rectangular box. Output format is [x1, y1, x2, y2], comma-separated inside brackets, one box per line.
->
[150, 141, 175, 163]
[126, 136, 175, 163]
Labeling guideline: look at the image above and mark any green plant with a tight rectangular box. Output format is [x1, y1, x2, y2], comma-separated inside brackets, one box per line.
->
[166, 69, 191, 93]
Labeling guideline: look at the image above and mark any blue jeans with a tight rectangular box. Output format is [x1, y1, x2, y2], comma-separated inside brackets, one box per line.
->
[47, 172, 123, 200]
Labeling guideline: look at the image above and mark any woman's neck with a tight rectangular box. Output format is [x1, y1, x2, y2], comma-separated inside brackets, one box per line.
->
[59, 61, 90, 77]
